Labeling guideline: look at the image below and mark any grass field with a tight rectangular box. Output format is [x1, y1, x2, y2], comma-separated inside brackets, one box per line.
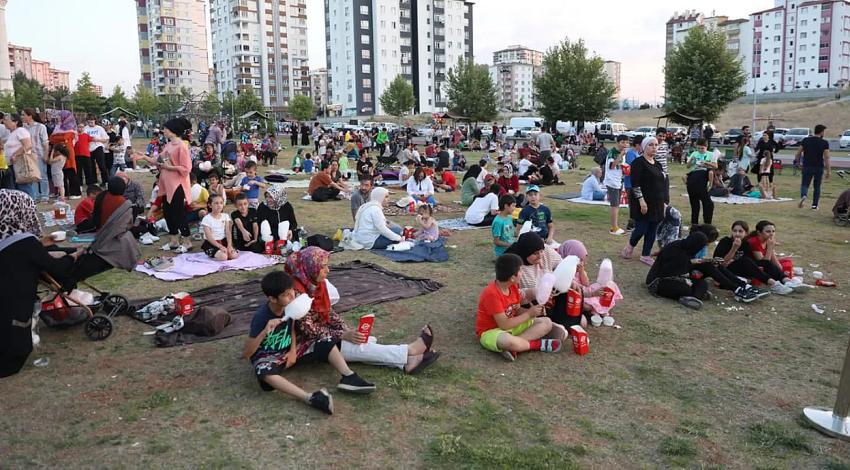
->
[2, 143, 850, 468]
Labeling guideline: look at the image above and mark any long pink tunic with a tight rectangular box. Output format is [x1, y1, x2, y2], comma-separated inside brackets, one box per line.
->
[159, 140, 191, 203]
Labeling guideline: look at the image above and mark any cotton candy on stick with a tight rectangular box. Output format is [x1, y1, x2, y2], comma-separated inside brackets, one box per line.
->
[260, 220, 273, 243]
[519, 220, 533, 235]
[283, 293, 312, 321]
[596, 258, 614, 286]
[277, 220, 290, 241]
[536, 272, 556, 305]
[553, 255, 579, 294]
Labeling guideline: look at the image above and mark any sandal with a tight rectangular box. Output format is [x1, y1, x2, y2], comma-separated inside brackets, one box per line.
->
[419, 324, 434, 351]
[407, 350, 441, 375]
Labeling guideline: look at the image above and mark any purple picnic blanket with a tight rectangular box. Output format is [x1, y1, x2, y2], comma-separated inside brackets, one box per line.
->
[135, 252, 278, 281]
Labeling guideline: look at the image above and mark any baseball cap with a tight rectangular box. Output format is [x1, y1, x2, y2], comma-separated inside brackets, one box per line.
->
[526, 185, 540, 193]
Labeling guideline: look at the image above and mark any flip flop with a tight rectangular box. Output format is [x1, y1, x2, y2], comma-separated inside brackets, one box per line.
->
[407, 350, 441, 375]
[419, 325, 434, 351]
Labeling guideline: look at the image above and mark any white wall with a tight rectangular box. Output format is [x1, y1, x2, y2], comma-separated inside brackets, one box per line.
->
[327, 0, 357, 113]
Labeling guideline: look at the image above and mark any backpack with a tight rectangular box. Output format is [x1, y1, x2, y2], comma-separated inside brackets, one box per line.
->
[307, 234, 334, 252]
[180, 306, 231, 337]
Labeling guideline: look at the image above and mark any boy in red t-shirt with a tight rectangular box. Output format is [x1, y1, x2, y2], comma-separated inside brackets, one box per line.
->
[74, 185, 102, 232]
[476, 253, 561, 361]
[434, 167, 457, 192]
[74, 124, 95, 186]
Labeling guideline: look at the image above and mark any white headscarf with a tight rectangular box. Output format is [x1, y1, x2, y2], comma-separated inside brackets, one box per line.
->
[354, 187, 389, 222]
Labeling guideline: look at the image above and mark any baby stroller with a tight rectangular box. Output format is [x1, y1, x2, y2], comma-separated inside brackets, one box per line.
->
[376, 150, 401, 172]
[38, 201, 141, 341]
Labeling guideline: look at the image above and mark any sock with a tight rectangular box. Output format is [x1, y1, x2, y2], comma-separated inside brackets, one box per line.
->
[529, 339, 542, 351]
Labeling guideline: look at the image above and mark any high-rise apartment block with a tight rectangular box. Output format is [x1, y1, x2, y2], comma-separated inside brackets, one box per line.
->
[136, 0, 211, 96]
[8, 43, 31, 78]
[7, 44, 70, 91]
[603, 60, 622, 101]
[209, 0, 310, 113]
[325, 0, 474, 116]
[488, 45, 543, 111]
[310, 68, 329, 111]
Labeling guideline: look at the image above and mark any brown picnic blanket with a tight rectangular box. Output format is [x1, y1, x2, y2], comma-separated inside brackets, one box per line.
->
[132, 260, 443, 347]
[383, 203, 465, 216]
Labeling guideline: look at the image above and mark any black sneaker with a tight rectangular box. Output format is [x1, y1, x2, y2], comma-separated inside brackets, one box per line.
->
[337, 372, 376, 394]
[307, 388, 334, 415]
[734, 286, 758, 303]
[678, 296, 703, 310]
[746, 285, 770, 299]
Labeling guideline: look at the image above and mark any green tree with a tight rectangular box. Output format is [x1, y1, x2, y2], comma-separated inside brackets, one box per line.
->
[234, 88, 266, 117]
[179, 86, 194, 104]
[106, 85, 131, 111]
[12, 71, 46, 110]
[72, 72, 103, 115]
[664, 25, 746, 123]
[288, 94, 314, 121]
[379, 75, 416, 117]
[202, 91, 221, 117]
[221, 90, 236, 117]
[444, 57, 499, 123]
[157, 94, 182, 118]
[0, 91, 15, 112]
[533, 38, 617, 127]
[131, 81, 158, 119]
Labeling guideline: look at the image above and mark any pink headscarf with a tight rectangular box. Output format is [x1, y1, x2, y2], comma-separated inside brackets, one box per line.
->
[52, 110, 77, 134]
[558, 240, 587, 261]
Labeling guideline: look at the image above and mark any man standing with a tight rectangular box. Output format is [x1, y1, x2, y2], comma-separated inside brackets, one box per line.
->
[536, 125, 556, 162]
[797, 124, 831, 210]
[83, 115, 110, 186]
[204, 120, 225, 156]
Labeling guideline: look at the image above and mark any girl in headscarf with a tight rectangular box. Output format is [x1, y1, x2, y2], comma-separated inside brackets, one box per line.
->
[460, 164, 482, 206]
[646, 232, 710, 310]
[558, 240, 623, 325]
[49, 111, 81, 198]
[505, 232, 562, 291]
[256, 185, 297, 243]
[0, 190, 76, 377]
[352, 187, 404, 249]
[288, 247, 440, 375]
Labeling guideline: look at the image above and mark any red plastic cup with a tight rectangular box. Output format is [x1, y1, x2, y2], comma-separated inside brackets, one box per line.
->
[566, 289, 582, 317]
[357, 314, 375, 342]
[599, 286, 615, 307]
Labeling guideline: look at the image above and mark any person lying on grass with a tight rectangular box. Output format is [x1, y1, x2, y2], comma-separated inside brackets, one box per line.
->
[476, 253, 562, 362]
[243, 270, 376, 416]
[287, 247, 440, 375]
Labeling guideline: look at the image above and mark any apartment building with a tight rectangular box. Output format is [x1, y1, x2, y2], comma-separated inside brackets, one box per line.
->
[8, 43, 31, 78]
[488, 45, 543, 111]
[136, 0, 211, 97]
[325, 0, 474, 116]
[209, 0, 310, 113]
[48, 68, 69, 91]
[310, 68, 329, 111]
[603, 60, 622, 101]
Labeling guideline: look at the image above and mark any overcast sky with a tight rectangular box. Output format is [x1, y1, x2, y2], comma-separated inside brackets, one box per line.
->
[6, 0, 761, 102]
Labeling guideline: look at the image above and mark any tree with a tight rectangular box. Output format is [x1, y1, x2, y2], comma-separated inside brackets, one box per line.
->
[444, 57, 499, 123]
[664, 25, 746, 124]
[72, 72, 103, 115]
[221, 90, 236, 117]
[288, 94, 314, 121]
[234, 88, 265, 118]
[106, 85, 131, 111]
[131, 81, 158, 119]
[379, 75, 416, 117]
[12, 71, 46, 110]
[202, 91, 221, 117]
[534, 38, 617, 127]
[157, 94, 182, 118]
[0, 91, 14, 112]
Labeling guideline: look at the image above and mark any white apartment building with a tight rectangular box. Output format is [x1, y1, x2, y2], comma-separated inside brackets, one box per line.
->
[666, 10, 706, 56]
[325, 0, 474, 116]
[310, 68, 329, 111]
[209, 0, 310, 113]
[489, 45, 542, 111]
[603, 60, 622, 101]
[136, 0, 211, 97]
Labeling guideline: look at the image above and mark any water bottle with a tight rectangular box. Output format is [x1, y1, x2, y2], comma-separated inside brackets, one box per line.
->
[298, 226, 307, 247]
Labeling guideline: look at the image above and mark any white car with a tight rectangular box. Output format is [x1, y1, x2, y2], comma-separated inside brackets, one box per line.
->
[626, 126, 656, 139]
[781, 128, 811, 146]
[841, 130, 850, 148]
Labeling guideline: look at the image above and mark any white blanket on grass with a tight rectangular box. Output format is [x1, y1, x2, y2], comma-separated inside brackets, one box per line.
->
[135, 252, 278, 281]
[437, 217, 489, 231]
[679, 194, 793, 204]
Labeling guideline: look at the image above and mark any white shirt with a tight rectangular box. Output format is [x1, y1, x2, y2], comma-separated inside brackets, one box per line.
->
[602, 157, 623, 189]
[536, 132, 555, 152]
[518, 159, 532, 177]
[581, 174, 604, 199]
[201, 213, 231, 241]
[407, 176, 435, 197]
[83, 125, 108, 152]
[120, 125, 132, 147]
[353, 204, 402, 249]
[464, 192, 499, 225]
[476, 167, 489, 189]
[3, 127, 30, 159]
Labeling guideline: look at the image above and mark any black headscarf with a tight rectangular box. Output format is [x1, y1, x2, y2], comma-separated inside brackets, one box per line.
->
[106, 176, 126, 196]
[646, 232, 708, 283]
[164, 117, 191, 137]
[505, 232, 545, 265]
[462, 164, 482, 182]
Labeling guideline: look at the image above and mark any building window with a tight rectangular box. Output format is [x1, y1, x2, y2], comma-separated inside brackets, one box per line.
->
[359, 5, 368, 15]
[819, 68, 828, 73]
[361, 34, 370, 44]
[363, 93, 372, 102]
[362, 64, 371, 74]
[362, 49, 371, 59]
[360, 20, 369, 29]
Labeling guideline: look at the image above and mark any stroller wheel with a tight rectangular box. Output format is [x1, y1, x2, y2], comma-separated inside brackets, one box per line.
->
[85, 314, 113, 341]
[103, 295, 130, 317]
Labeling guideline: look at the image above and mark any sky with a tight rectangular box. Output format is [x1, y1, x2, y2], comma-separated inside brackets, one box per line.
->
[6, 0, 763, 102]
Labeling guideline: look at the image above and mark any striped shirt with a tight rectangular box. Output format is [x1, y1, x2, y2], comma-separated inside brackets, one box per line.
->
[655, 141, 670, 176]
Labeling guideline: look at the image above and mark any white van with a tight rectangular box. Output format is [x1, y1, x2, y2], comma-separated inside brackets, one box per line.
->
[597, 122, 627, 141]
[507, 117, 544, 139]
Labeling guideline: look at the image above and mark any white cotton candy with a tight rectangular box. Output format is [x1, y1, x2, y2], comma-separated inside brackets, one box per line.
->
[536, 273, 555, 305]
[519, 220, 533, 235]
[284, 293, 313, 321]
[553, 255, 579, 293]
[596, 258, 614, 286]
[326, 280, 340, 305]
[278, 221, 290, 241]
[260, 220, 273, 242]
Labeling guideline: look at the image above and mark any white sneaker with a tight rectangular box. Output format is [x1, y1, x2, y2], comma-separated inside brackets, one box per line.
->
[161, 242, 173, 251]
[771, 283, 794, 295]
[69, 195, 82, 200]
[784, 277, 803, 288]
[148, 234, 160, 242]
[609, 228, 625, 235]
[139, 233, 154, 245]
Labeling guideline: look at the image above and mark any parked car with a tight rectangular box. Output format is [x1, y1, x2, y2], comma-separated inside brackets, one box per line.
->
[507, 116, 544, 139]
[626, 126, 656, 139]
[840, 130, 850, 148]
[780, 128, 811, 146]
[597, 122, 628, 141]
[724, 128, 744, 145]
[417, 126, 435, 137]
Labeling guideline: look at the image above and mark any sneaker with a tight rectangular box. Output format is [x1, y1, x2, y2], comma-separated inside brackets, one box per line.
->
[337, 372, 376, 394]
[609, 227, 625, 235]
[69, 195, 82, 200]
[639, 256, 654, 266]
[811, 205, 819, 211]
[500, 349, 517, 362]
[784, 277, 803, 288]
[306, 388, 334, 415]
[734, 286, 758, 303]
[176, 245, 190, 254]
[798, 195, 807, 208]
[771, 282, 794, 295]
[139, 233, 154, 245]
[678, 296, 703, 310]
[539, 339, 562, 353]
[746, 285, 770, 299]
[161, 242, 173, 251]
[621, 244, 634, 259]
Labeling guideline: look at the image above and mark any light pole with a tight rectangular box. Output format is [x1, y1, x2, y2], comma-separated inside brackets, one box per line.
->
[751, 73, 757, 133]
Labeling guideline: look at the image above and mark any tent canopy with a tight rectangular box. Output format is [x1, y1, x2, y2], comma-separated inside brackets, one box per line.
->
[101, 107, 138, 118]
[238, 110, 269, 120]
[435, 111, 470, 122]
[655, 111, 702, 126]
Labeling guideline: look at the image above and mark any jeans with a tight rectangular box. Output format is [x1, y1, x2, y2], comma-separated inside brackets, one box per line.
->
[590, 190, 606, 201]
[15, 182, 37, 199]
[37, 156, 49, 200]
[109, 164, 126, 178]
[372, 225, 403, 250]
[800, 166, 824, 207]
[629, 219, 659, 256]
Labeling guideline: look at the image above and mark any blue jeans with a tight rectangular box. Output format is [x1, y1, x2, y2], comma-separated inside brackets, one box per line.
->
[37, 156, 49, 200]
[110, 164, 126, 178]
[591, 190, 605, 201]
[16, 181, 37, 199]
[800, 166, 824, 207]
[629, 219, 659, 256]
[372, 225, 403, 250]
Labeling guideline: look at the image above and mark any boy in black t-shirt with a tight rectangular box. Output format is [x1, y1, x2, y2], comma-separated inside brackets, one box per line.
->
[231, 193, 262, 253]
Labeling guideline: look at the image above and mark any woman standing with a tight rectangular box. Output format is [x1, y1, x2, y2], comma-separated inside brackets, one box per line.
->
[49, 111, 81, 199]
[3, 114, 36, 199]
[622, 137, 666, 266]
[737, 137, 753, 173]
[685, 138, 717, 226]
[133, 118, 193, 252]
[22, 109, 49, 202]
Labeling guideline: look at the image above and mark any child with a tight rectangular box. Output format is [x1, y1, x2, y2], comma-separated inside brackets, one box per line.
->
[603, 148, 625, 235]
[291, 149, 303, 173]
[231, 193, 262, 253]
[517, 185, 555, 245]
[434, 167, 457, 192]
[492, 194, 517, 256]
[188, 173, 210, 222]
[337, 150, 350, 179]
[201, 194, 239, 261]
[48, 144, 69, 202]
[476, 253, 561, 361]
[759, 150, 774, 199]
[302, 153, 315, 174]
[109, 137, 127, 177]
[399, 159, 415, 185]
[242, 271, 371, 415]
[207, 173, 225, 202]
[415, 204, 439, 242]
[74, 185, 103, 233]
[240, 161, 267, 208]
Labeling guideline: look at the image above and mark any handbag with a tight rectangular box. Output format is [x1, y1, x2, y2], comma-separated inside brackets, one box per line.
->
[14, 149, 41, 184]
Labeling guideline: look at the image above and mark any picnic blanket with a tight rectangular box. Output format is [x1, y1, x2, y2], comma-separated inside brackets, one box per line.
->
[135, 251, 278, 281]
[546, 192, 582, 201]
[384, 203, 465, 216]
[565, 197, 627, 207]
[437, 217, 488, 231]
[676, 194, 794, 205]
[131, 261, 443, 347]
[370, 238, 449, 263]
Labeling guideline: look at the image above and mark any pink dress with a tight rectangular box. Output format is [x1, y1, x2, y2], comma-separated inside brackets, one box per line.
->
[159, 140, 192, 203]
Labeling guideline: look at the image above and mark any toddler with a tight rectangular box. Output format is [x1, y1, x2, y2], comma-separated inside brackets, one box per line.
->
[415, 204, 439, 242]
[48, 144, 69, 202]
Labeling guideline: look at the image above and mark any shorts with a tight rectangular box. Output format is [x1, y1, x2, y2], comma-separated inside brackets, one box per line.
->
[50, 159, 65, 187]
[606, 186, 621, 207]
[759, 172, 773, 183]
[479, 318, 534, 352]
[202, 239, 225, 257]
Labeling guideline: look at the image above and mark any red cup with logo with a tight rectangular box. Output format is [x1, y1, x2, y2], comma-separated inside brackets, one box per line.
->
[566, 289, 582, 317]
[276, 240, 287, 254]
[779, 258, 794, 280]
[599, 286, 615, 308]
[357, 314, 375, 342]
[173, 293, 194, 316]
[622, 163, 631, 176]
[403, 226, 415, 240]
[569, 325, 589, 355]
[264, 241, 276, 256]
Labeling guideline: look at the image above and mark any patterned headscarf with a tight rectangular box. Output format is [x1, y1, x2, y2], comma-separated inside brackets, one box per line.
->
[0, 189, 42, 240]
[558, 240, 588, 261]
[264, 185, 288, 211]
[285, 246, 331, 321]
[53, 110, 77, 134]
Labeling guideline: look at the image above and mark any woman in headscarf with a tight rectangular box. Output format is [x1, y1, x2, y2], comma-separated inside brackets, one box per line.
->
[460, 164, 482, 206]
[558, 240, 623, 324]
[289, 247, 440, 375]
[645, 232, 711, 310]
[622, 136, 666, 266]
[352, 187, 404, 249]
[133, 118, 193, 253]
[256, 185, 297, 243]
[505, 232, 562, 291]
[0, 190, 77, 377]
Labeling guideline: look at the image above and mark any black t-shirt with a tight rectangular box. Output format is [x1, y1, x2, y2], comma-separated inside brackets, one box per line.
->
[256, 202, 298, 242]
[357, 159, 374, 178]
[248, 303, 294, 363]
[800, 136, 829, 168]
[713, 236, 752, 262]
[437, 150, 450, 169]
[231, 208, 258, 245]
